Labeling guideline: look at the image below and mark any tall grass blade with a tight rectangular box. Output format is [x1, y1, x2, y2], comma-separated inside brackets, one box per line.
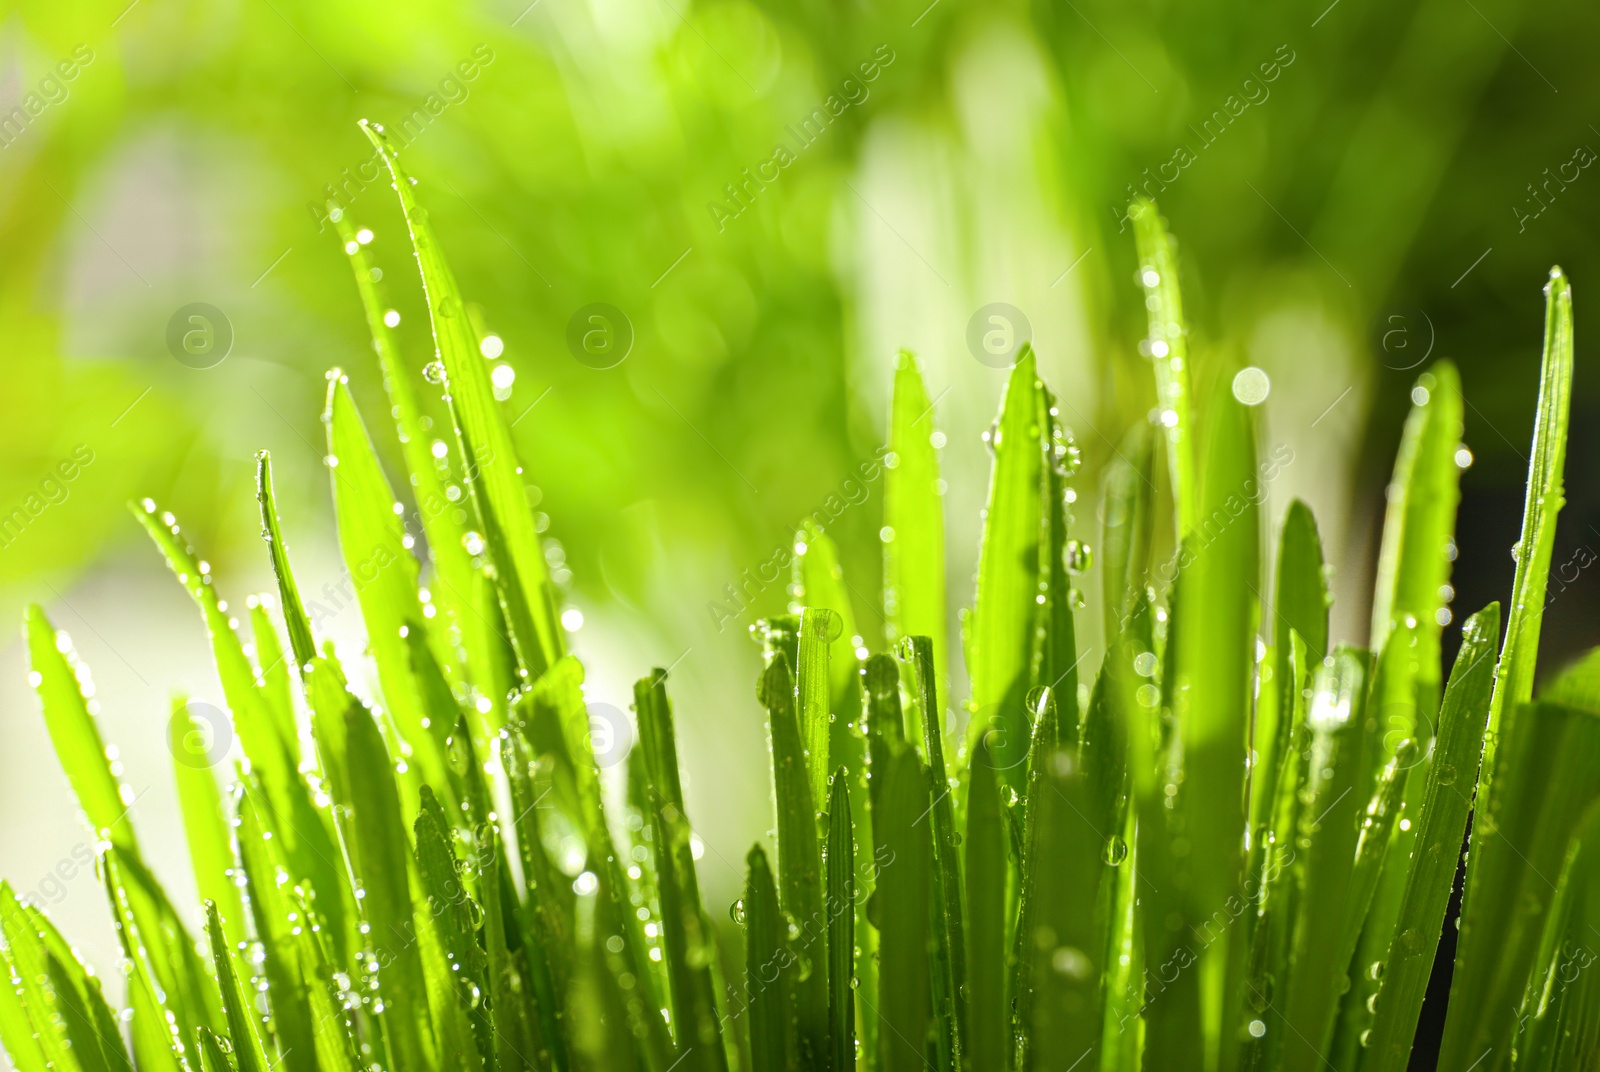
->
[884, 350, 948, 716]
[1278, 649, 1371, 1067]
[171, 697, 247, 950]
[826, 771, 856, 1072]
[362, 120, 561, 679]
[1363, 603, 1499, 1071]
[743, 846, 792, 1072]
[1131, 201, 1197, 538]
[874, 742, 934, 1072]
[635, 670, 730, 1071]
[1441, 267, 1576, 1071]
[904, 635, 966, 1065]
[1166, 383, 1258, 1063]
[968, 346, 1044, 782]
[1099, 424, 1155, 644]
[24, 606, 139, 854]
[964, 730, 1009, 1071]
[757, 657, 828, 1066]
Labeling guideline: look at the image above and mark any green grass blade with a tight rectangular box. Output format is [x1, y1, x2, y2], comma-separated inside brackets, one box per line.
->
[204, 902, 270, 1072]
[1017, 690, 1104, 1071]
[1167, 382, 1258, 1063]
[1510, 800, 1600, 1070]
[874, 742, 934, 1072]
[1368, 362, 1464, 665]
[196, 1028, 238, 1072]
[413, 785, 494, 1067]
[44, 941, 131, 1072]
[1481, 268, 1574, 764]
[99, 849, 195, 1072]
[171, 698, 246, 952]
[1099, 423, 1155, 644]
[325, 375, 450, 787]
[1467, 268, 1574, 813]
[254, 452, 317, 672]
[1439, 693, 1600, 1071]
[1254, 502, 1328, 847]
[964, 730, 1010, 1072]
[0, 884, 87, 1072]
[362, 119, 561, 679]
[904, 636, 966, 1065]
[1037, 384, 1082, 737]
[329, 206, 481, 692]
[24, 605, 139, 854]
[1130, 201, 1197, 537]
[1362, 603, 1499, 1071]
[0, 896, 51, 1072]
[798, 608, 834, 816]
[826, 771, 856, 1072]
[743, 846, 792, 1072]
[247, 600, 298, 749]
[234, 780, 318, 1072]
[756, 657, 828, 1067]
[503, 733, 573, 1072]
[884, 349, 948, 699]
[634, 670, 730, 1072]
[1277, 648, 1371, 1067]
[967, 346, 1044, 782]
[288, 888, 370, 1072]
[1441, 266, 1577, 1071]
[339, 702, 432, 1072]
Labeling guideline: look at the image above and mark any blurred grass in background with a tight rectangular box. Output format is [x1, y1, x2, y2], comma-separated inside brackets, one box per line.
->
[1, 0, 1597, 1006]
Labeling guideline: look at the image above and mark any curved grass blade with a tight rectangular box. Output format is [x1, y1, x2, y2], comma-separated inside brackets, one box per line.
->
[325, 374, 450, 787]
[24, 606, 139, 854]
[968, 346, 1044, 782]
[0, 883, 91, 1072]
[328, 206, 482, 693]
[1131, 200, 1197, 537]
[99, 849, 196, 1072]
[255, 452, 317, 672]
[1362, 603, 1499, 1071]
[361, 119, 561, 679]
[885, 349, 948, 701]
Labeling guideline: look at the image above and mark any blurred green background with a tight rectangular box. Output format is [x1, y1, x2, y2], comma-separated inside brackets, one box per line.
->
[2, 0, 1597, 1002]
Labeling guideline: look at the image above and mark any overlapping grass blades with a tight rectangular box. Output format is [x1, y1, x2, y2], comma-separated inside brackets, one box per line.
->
[1, 173, 1592, 1072]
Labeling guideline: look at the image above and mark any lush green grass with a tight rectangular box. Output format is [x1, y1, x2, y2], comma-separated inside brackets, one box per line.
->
[1, 148, 1593, 1072]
